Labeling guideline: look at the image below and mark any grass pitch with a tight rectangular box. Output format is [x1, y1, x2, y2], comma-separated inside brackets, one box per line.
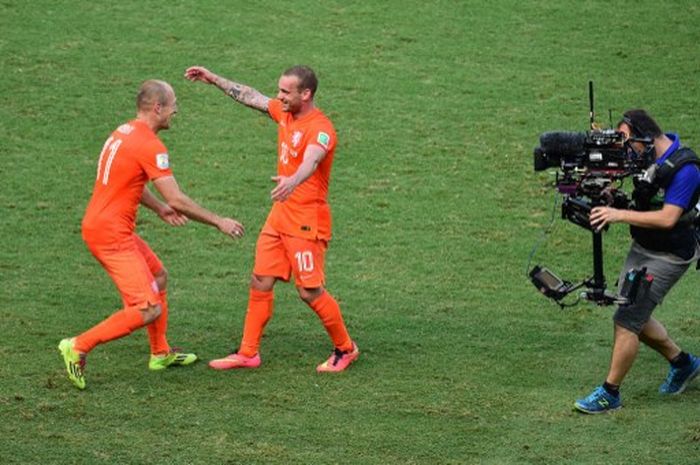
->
[1, 1, 700, 464]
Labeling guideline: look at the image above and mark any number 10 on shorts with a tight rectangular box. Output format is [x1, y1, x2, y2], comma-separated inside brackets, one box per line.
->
[294, 251, 314, 272]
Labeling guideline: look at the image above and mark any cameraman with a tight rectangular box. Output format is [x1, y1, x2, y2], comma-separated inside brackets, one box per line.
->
[575, 109, 700, 414]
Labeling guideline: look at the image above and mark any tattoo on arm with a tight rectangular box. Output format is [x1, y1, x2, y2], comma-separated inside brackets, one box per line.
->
[214, 76, 270, 114]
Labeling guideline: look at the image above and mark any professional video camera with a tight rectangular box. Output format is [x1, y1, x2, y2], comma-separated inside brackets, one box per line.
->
[533, 128, 654, 231]
[528, 82, 654, 307]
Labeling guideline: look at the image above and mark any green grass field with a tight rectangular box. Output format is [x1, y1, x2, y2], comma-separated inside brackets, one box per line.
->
[2, 1, 700, 463]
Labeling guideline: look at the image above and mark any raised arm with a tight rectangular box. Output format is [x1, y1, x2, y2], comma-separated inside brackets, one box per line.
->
[184, 66, 271, 114]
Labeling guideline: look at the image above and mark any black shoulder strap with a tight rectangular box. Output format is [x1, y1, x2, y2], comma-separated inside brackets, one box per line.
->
[655, 147, 700, 189]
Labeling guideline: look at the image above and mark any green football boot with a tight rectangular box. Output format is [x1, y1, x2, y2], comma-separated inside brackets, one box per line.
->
[149, 348, 198, 371]
[58, 338, 86, 390]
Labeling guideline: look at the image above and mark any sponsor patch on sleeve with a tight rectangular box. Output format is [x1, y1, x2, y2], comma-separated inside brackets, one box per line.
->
[156, 153, 170, 170]
[317, 132, 330, 149]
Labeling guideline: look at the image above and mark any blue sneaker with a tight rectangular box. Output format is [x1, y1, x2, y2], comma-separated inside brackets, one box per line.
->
[659, 354, 700, 395]
[574, 386, 622, 414]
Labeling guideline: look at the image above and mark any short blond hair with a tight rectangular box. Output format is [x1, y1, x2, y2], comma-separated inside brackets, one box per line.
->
[137, 80, 173, 111]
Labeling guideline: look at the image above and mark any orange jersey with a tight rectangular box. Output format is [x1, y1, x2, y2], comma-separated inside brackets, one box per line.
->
[82, 119, 173, 245]
[266, 99, 337, 240]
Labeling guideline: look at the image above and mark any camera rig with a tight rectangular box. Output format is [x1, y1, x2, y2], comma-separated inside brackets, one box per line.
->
[529, 82, 654, 307]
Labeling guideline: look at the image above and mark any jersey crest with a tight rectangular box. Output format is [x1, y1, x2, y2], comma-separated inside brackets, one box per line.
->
[291, 131, 303, 148]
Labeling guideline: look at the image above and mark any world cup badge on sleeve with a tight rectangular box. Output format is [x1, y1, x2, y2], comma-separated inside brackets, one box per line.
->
[317, 132, 330, 149]
[156, 153, 170, 170]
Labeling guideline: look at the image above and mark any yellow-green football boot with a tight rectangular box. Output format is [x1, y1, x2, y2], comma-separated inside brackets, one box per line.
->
[58, 338, 86, 390]
[149, 349, 198, 371]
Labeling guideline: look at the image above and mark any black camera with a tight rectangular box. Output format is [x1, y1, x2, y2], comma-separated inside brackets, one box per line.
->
[534, 128, 647, 232]
[528, 82, 655, 307]
[533, 129, 630, 172]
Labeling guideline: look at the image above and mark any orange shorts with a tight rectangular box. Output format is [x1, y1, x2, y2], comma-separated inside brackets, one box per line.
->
[85, 234, 163, 309]
[253, 223, 328, 288]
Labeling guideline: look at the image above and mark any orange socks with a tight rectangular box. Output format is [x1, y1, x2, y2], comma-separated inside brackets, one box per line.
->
[146, 290, 170, 355]
[238, 289, 274, 357]
[74, 306, 146, 354]
[237, 289, 352, 356]
[308, 291, 353, 352]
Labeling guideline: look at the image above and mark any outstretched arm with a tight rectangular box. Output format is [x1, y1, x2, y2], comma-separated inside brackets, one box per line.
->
[152, 176, 245, 239]
[184, 66, 270, 114]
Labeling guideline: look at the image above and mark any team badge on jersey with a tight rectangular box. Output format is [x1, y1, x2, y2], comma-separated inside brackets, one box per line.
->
[317, 132, 330, 149]
[156, 153, 170, 170]
[291, 131, 303, 148]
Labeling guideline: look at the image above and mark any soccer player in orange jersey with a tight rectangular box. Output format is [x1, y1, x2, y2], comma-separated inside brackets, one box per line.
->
[58, 80, 245, 390]
[185, 65, 359, 372]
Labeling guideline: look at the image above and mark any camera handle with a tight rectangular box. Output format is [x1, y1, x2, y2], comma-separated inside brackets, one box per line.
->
[581, 230, 616, 304]
[582, 231, 654, 306]
[592, 229, 605, 289]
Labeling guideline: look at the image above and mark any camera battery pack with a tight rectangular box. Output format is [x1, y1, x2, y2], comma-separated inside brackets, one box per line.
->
[619, 267, 653, 305]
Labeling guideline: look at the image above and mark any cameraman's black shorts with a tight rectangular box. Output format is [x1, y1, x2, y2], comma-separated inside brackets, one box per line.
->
[614, 243, 691, 334]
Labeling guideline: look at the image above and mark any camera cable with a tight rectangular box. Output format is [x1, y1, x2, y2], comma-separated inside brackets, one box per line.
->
[525, 187, 561, 278]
